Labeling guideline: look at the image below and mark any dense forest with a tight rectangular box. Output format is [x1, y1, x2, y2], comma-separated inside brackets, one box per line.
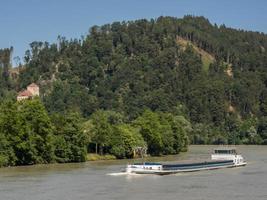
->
[1, 15, 267, 166]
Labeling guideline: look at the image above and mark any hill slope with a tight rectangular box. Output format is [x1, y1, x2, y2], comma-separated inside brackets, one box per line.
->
[1, 15, 267, 144]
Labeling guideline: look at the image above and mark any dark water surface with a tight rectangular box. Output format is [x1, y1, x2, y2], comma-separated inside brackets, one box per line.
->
[0, 145, 267, 200]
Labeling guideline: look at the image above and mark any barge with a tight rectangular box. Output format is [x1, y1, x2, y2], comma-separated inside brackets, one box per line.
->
[125, 148, 247, 175]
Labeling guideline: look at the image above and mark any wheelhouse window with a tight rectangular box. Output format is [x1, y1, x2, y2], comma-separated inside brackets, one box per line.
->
[214, 149, 236, 154]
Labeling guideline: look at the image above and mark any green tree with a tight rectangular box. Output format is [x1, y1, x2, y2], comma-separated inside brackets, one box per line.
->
[89, 110, 124, 154]
[134, 110, 163, 155]
[17, 99, 55, 164]
[52, 112, 88, 162]
[0, 101, 20, 166]
[109, 124, 146, 158]
[258, 117, 267, 144]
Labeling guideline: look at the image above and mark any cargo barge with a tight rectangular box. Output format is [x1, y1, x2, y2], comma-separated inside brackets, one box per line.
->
[125, 148, 247, 175]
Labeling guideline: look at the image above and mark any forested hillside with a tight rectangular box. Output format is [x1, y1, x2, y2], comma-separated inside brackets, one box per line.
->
[1, 15, 267, 149]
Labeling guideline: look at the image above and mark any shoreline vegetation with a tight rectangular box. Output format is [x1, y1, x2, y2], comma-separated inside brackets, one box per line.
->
[0, 145, 259, 169]
[1, 16, 267, 167]
[0, 99, 189, 167]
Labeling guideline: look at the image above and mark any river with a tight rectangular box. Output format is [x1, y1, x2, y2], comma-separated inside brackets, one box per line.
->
[0, 145, 267, 200]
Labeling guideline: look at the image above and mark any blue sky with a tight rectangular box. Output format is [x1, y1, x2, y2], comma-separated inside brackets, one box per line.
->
[1, 0, 267, 65]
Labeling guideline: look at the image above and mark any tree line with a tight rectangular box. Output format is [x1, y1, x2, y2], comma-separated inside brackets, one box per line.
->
[0, 99, 189, 167]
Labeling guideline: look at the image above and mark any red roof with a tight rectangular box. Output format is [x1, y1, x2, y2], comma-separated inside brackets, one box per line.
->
[18, 90, 33, 97]
[27, 83, 39, 88]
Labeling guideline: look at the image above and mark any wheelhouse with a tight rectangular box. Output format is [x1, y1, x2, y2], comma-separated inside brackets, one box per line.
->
[214, 148, 237, 155]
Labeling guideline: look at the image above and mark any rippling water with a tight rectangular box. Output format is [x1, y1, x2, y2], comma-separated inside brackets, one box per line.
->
[0, 145, 267, 200]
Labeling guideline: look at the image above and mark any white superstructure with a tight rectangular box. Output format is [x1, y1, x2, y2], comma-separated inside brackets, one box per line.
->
[211, 148, 246, 166]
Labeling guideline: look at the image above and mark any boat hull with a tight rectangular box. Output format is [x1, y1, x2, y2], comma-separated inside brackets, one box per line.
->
[125, 148, 247, 175]
[127, 161, 247, 175]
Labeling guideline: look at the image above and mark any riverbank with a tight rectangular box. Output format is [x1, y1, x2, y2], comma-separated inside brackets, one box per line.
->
[0, 145, 260, 168]
[87, 154, 116, 161]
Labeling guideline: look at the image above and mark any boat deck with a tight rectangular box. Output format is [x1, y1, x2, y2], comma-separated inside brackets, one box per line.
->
[162, 160, 234, 170]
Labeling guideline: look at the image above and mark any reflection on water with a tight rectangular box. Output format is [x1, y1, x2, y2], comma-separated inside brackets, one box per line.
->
[0, 145, 267, 200]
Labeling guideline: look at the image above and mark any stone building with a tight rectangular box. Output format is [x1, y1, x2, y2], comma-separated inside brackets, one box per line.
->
[17, 83, 40, 101]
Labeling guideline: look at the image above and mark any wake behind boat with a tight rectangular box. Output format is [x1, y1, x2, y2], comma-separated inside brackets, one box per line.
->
[125, 147, 247, 175]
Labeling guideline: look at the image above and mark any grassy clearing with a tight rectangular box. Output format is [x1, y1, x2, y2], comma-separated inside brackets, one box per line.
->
[176, 36, 215, 71]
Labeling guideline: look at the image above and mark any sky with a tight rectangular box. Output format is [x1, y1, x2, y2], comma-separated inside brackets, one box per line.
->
[1, 0, 267, 65]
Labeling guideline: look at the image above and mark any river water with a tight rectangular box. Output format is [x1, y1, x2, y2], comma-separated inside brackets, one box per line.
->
[0, 145, 267, 200]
